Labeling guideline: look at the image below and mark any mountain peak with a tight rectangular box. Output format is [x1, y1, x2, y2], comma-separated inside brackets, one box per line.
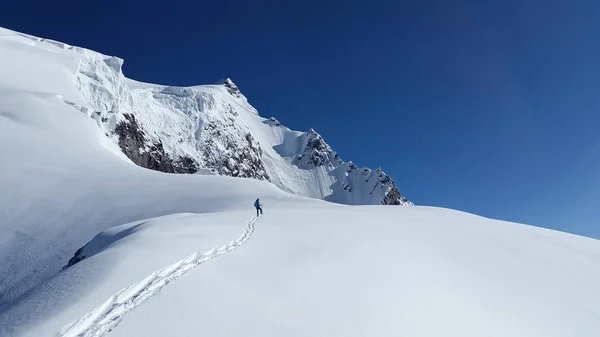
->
[0, 26, 409, 206]
[216, 78, 241, 97]
[293, 128, 342, 169]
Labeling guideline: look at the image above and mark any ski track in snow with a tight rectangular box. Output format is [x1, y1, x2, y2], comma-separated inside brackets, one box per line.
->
[59, 216, 259, 337]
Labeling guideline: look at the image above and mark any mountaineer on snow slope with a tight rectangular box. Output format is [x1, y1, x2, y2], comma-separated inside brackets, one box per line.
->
[254, 198, 263, 217]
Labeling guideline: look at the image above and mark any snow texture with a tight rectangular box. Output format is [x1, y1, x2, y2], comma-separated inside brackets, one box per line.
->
[60, 216, 257, 337]
[0, 26, 409, 206]
[1, 26, 600, 337]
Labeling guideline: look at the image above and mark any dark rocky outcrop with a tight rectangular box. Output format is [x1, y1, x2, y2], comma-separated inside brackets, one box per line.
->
[200, 126, 269, 180]
[63, 245, 86, 269]
[106, 96, 408, 205]
[114, 114, 175, 173]
[173, 156, 200, 174]
[113, 114, 265, 179]
[381, 183, 408, 205]
[294, 129, 343, 169]
[145, 141, 175, 173]
[377, 168, 409, 205]
[222, 78, 241, 97]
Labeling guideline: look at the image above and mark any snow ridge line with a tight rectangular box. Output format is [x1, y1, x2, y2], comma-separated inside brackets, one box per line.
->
[59, 216, 258, 337]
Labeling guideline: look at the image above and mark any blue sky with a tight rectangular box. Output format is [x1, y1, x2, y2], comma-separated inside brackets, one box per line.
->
[2, 1, 599, 238]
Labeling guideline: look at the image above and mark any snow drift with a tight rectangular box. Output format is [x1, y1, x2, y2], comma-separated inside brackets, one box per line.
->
[1, 26, 599, 337]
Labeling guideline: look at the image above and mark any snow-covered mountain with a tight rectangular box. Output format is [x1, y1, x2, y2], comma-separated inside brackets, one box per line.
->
[0, 27, 409, 205]
[2, 26, 600, 337]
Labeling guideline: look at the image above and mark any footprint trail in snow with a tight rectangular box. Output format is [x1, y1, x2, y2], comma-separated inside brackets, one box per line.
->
[60, 216, 258, 337]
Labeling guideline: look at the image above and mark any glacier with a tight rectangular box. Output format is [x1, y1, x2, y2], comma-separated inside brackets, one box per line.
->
[0, 26, 409, 206]
[1, 26, 600, 337]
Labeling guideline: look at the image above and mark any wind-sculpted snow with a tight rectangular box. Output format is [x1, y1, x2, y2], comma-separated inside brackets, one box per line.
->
[0, 26, 409, 206]
[2, 25, 600, 337]
[60, 216, 258, 337]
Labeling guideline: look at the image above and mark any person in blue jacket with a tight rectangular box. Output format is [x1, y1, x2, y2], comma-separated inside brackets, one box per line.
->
[254, 198, 263, 217]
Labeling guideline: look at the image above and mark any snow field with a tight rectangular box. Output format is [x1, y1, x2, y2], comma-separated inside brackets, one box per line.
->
[60, 216, 258, 337]
[1, 25, 600, 337]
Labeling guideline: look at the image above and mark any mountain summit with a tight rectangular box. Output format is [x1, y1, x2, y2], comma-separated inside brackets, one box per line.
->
[2, 27, 410, 205]
[2, 26, 600, 337]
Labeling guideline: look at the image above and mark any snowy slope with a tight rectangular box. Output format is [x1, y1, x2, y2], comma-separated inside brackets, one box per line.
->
[4, 209, 600, 337]
[0, 85, 304, 307]
[0, 26, 410, 206]
[1, 26, 600, 337]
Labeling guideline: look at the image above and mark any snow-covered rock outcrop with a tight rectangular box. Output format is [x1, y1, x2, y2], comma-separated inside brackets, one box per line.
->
[0, 27, 410, 205]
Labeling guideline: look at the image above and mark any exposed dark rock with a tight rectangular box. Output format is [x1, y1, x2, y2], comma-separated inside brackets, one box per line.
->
[114, 113, 146, 158]
[222, 78, 241, 97]
[294, 129, 343, 169]
[382, 184, 403, 205]
[145, 141, 175, 173]
[380, 176, 410, 205]
[113, 114, 268, 179]
[173, 156, 199, 174]
[106, 102, 407, 205]
[200, 126, 269, 180]
[114, 114, 175, 173]
[63, 245, 86, 269]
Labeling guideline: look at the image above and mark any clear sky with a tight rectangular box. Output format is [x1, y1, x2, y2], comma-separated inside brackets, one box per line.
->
[2, 1, 598, 239]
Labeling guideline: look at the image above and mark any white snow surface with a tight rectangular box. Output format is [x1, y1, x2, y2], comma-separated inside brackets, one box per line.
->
[1, 26, 600, 337]
[0, 26, 410, 206]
